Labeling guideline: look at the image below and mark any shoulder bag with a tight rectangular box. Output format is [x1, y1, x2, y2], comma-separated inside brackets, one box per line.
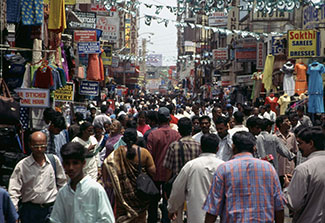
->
[0, 78, 20, 125]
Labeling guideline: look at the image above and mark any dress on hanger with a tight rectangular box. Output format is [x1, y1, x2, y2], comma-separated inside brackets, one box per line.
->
[262, 55, 275, 92]
[294, 63, 308, 95]
[265, 96, 278, 112]
[307, 62, 325, 113]
[282, 62, 295, 96]
[278, 94, 291, 115]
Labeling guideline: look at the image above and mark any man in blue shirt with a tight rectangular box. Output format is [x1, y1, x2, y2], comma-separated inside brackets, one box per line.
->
[0, 188, 18, 223]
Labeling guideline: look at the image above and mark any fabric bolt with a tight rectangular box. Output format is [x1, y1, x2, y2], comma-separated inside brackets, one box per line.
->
[284, 151, 325, 223]
[167, 153, 224, 223]
[6, 0, 21, 23]
[163, 136, 201, 175]
[265, 96, 278, 113]
[294, 63, 308, 95]
[277, 95, 291, 115]
[216, 133, 233, 161]
[0, 188, 19, 223]
[262, 55, 275, 92]
[203, 152, 285, 223]
[147, 125, 181, 182]
[21, 0, 43, 25]
[48, 0, 66, 32]
[8, 154, 66, 210]
[307, 62, 325, 113]
[50, 176, 115, 223]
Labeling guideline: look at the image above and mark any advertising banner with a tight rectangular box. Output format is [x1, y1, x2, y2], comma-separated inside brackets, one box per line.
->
[74, 30, 97, 42]
[288, 30, 319, 58]
[125, 18, 131, 49]
[303, 5, 325, 29]
[79, 81, 99, 96]
[208, 12, 228, 27]
[272, 36, 286, 55]
[78, 42, 101, 54]
[96, 16, 119, 43]
[15, 88, 50, 108]
[212, 48, 228, 61]
[54, 83, 74, 102]
[69, 12, 96, 29]
[102, 45, 113, 66]
[256, 42, 264, 70]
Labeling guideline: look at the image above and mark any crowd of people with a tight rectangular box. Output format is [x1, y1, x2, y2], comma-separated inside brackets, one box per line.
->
[1, 93, 325, 223]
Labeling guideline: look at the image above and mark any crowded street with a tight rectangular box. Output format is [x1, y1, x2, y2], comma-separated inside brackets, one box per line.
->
[1, 0, 325, 223]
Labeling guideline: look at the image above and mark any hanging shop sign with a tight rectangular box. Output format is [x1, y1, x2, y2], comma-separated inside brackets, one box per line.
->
[288, 30, 320, 58]
[69, 12, 96, 29]
[235, 39, 257, 61]
[78, 42, 101, 54]
[212, 48, 228, 61]
[102, 44, 113, 66]
[303, 5, 325, 29]
[15, 88, 50, 108]
[272, 36, 286, 55]
[125, 18, 131, 49]
[54, 83, 74, 102]
[96, 16, 120, 43]
[237, 75, 253, 85]
[79, 81, 99, 96]
[74, 30, 97, 42]
[208, 12, 228, 27]
[256, 42, 264, 70]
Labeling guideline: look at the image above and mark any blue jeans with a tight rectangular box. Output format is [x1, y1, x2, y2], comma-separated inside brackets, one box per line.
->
[19, 202, 53, 223]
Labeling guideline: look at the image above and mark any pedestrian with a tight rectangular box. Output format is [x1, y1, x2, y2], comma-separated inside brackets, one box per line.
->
[192, 116, 215, 143]
[9, 131, 66, 223]
[283, 127, 325, 223]
[203, 131, 285, 223]
[296, 105, 313, 127]
[92, 104, 112, 129]
[227, 111, 248, 138]
[143, 111, 159, 142]
[50, 142, 115, 223]
[215, 116, 233, 161]
[137, 111, 151, 135]
[0, 187, 19, 223]
[167, 134, 224, 223]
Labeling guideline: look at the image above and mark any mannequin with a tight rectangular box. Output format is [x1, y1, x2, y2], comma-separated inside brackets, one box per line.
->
[265, 93, 278, 113]
[281, 61, 295, 96]
[278, 93, 291, 115]
[307, 61, 325, 113]
[294, 59, 308, 95]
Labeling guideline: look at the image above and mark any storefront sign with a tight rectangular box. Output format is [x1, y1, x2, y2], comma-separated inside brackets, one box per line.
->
[15, 88, 50, 108]
[237, 75, 253, 85]
[78, 42, 101, 54]
[288, 30, 319, 58]
[111, 56, 119, 68]
[96, 16, 119, 43]
[54, 83, 74, 102]
[102, 44, 112, 65]
[212, 48, 228, 61]
[235, 39, 257, 61]
[69, 12, 96, 29]
[74, 30, 97, 42]
[303, 5, 325, 29]
[208, 12, 228, 27]
[272, 36, 286, 55]
[256, 42, 264, 70]
[125, 18, 131, 49]
[79, 81, 99, 96]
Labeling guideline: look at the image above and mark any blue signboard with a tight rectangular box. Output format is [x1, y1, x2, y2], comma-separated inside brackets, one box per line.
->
[78, 42, 101, 54]
[79, 81, 99, 96]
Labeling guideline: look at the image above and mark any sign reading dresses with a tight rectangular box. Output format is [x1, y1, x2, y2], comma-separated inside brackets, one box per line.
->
[96, 16, 119, 43]
[54, 83, 74, 102]
[69, 12, 96, 29]
[15, 88, 50, 108]
[79, 81, 99, 96]
[288, 30, 320, 58]
[78, 42, 101, 54]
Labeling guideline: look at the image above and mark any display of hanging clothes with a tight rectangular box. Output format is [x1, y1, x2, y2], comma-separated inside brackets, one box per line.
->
[251, 71, 263, 101]
[48, 0, 66, 32]
[32, 63, 54, 89]
[20, 0, 43, 25]
[278, 93, 291, 115]
[6, 0, 21, 23]
[262, 55, 275, 92]
[307, 62, 325, 113]
[87, 54, 102, 81]
[294, 62, 308, 95]
[60, 42, 70, 81]
[265, 93, 278, 113]
[281, 61, 295, 96]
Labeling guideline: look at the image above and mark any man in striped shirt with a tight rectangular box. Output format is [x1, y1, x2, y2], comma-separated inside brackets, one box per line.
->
[203, 131, 285, 223]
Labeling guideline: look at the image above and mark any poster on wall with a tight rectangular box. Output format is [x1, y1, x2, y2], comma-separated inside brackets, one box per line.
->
[15, 88, 50, 108]
[288, 30, 320, 58]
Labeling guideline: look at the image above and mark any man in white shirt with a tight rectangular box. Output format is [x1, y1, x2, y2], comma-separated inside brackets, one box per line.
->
[167, 134, 224, 223]
[9, 131, 67, 223]
[192, 116, 216, 143]
[266, 104, 276, 122]
[215, 116, 233, 161]
[50, 142, 115, 223]
[228, 111, 248, 138]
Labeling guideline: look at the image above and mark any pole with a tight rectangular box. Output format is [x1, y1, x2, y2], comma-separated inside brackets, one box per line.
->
[142, 38, 147, 89]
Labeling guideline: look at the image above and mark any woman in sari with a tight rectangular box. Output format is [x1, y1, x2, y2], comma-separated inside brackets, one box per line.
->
[104, 120, 123, 158]
[102, 128, 156, 223]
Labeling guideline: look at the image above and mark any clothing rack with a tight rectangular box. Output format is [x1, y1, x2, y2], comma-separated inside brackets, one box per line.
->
[0, 45, 57, 52]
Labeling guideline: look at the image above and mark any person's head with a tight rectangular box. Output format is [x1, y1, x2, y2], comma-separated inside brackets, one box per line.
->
[74, 112, 84, 124]
[215, 116, 229, 139]
[90, 106, 97, 115]
[260, 106, 266, 114]
[233, 111, 244, 125]
[158, 107, 170, 124]
[276, 115, 291, 132]
[94, 124, 103, 138]
[296, 105, 304, 117]
[199, 115, 211, 134]
[212, 106, 223, 122]
[43, 108, 56, 124]
[191, 115, 201, 135]
[201, 133, 219, 153]
[289, 113, 300, 127]
[137, 110, 147, 126]
[265, 104, 271, 112]
[49, 113, 67, 135]
[228, 117, 235, 129]
[166, 103, 175, 115]
[147, 111, 158, 128]
[126, 119, 138, 129]
[29, 131, 47, 158]
[79, 121, 94, 139]
[260, 118, 274, 133]
[232, 131, 256, 154]
[100, 104, 108, 114]
[192, 105, 200, 116]
[110, 120, 122, 135]
[246, 116, 262, 136]
[118, 114, 129, 127]
[103, 121, 111, 134]
[60, 142, 86, 180]
[122, 128, 138, 160]
[297, 127, 325, 157]
[252, 107, 259, 116]
[178, 117, 192, 137]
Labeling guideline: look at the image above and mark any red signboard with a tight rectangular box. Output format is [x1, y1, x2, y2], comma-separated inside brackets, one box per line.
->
[235, 49, 256, 60]
[213, 48, 228, 61]
[74, 30, 97, 42]
[256, 42, 264, 69]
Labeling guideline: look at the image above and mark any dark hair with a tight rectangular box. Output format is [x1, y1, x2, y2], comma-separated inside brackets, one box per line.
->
[178, 117, 192, 137]
[75, 112, 84, 122]
[51, 113, 67, 130]
[276, 115, 289, 127]
[79, 121, 92, 136]
[93, 123, 102, 130]
[233, 111, 244, 124]
[122, 128, 138, 159]
[61, 142, 86, 162]
[166, 103, 175, 113]
[215, 116, 229, 126]
[191, 115, 200, 123]
[118, 114, 127, 122]
[260, 119, 274, 131]
[232, 131, 256, 153]
[201, 134, 219, 153]
[43, 108, 56, 122]
[100, 105, 108, 113]
[138, 110, 147, 118]
[297, 105, 304, 112]
[126, 119, 137, 129]
[293, 125, 305, 136]
[246, 116, 262, 129]
[147, 111, 158, 123]
[297, 127, 325, 151]
[265, 104, 271, 109]
[289, 113, 299, 121]
[199, 115, 211, 123]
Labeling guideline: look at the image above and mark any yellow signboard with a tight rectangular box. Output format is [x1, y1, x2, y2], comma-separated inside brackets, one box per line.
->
[102, 45, 112, 66]
[288, 30, 319, 58]
[54, 83, 74, 102]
